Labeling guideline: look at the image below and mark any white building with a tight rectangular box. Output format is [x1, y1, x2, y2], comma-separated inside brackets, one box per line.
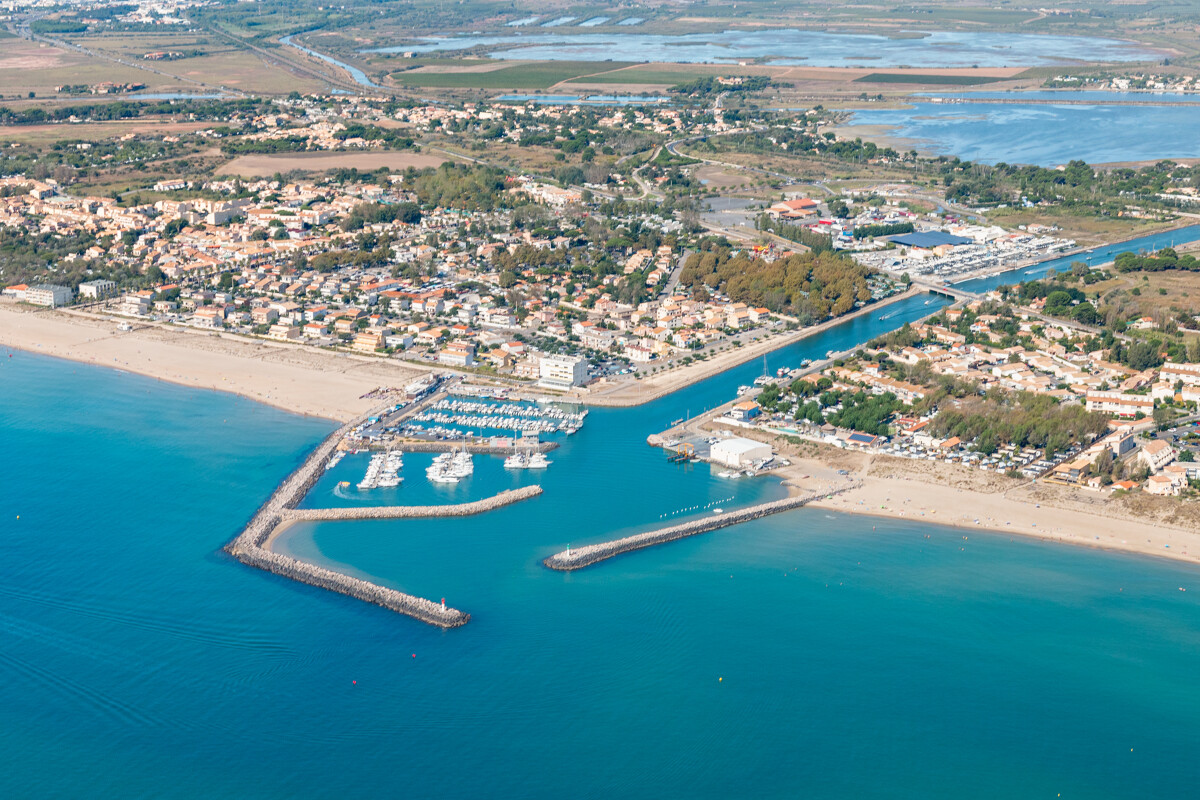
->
[538, 353, 588, 389]
[439, 342, 476, 367]
[1139, 439, 1177, 474]
[1085, 391, 1154, 418]
[710, 437, 772, 469]
[1159, 362, 1200, 386]
[78, 279, 117, 299]
[24, 284, 74, 307]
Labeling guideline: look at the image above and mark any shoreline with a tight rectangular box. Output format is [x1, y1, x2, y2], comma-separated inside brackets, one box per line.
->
[752, 438, 1200, 568]
[0, 302, 426, 422]
[576, 287, 922, 407]
[808, 477, 1200, 567]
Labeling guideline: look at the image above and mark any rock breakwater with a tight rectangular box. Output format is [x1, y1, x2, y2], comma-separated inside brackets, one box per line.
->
[282, 486, 544, 522]
[543, 484, 858, 571]
[226, 407, 542, 628]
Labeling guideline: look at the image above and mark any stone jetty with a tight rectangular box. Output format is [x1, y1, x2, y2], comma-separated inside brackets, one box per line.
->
[543, 484, 859, 571]
[281, 486, 543, 523]
[225, 406, 542, 628]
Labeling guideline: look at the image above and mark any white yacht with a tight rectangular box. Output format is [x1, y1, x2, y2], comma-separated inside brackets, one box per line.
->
[449, 449, 474, 478]
[426, 466, 459, 484]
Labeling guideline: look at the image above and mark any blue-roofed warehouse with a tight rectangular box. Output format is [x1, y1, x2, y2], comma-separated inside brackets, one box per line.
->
[846, 431, 881, 448]
[889, 231, 973, 248]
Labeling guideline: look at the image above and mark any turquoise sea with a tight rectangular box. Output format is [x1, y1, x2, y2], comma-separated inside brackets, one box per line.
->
[5, 235, 1200, 796]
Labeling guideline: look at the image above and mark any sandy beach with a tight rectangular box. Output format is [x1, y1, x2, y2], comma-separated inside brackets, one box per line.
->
[0, 302, 424, 421]
[755, 434, 1200, 568]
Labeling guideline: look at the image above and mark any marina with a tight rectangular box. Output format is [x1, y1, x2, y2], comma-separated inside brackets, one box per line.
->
[12, 0, 1200, 792]
[356, 450, 403, 490]
[411, 398, 586, 436]
[224, 404, 503, 628]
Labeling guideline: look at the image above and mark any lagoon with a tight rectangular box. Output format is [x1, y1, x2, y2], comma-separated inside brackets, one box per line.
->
[366, 29, 1158, 68]
[844, 92, 1200, 165]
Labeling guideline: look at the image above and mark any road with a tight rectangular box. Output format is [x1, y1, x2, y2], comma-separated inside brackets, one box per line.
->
[658, 250, 691, 298]
[911, 277, 1109, 337]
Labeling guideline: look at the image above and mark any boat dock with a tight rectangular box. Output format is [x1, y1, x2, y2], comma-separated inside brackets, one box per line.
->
[542, 483, 859, 571]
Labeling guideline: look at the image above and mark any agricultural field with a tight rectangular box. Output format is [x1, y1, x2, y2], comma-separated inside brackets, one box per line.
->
[570, 63, 775, 85]
[0, 40, 170, 98]
[390, 61, 635, 89]
[853, 73, 1008, 86]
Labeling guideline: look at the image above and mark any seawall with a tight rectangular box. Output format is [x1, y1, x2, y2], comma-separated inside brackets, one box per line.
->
[224, 406, 539, 628]
[280, 486, 544, 523]
[543, 484, 859, 571]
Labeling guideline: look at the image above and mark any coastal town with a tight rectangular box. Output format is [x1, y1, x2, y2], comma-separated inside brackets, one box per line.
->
[14, 0, 1200, 796]
[4, 87, 1200, 508]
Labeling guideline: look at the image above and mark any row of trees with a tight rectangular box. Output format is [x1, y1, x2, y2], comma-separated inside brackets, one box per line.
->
[1114, 247, 1200, 273]
[929, 392, 1109, 457]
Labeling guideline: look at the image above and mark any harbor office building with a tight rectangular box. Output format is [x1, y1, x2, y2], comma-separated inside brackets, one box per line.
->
[538, 354, 588, 389]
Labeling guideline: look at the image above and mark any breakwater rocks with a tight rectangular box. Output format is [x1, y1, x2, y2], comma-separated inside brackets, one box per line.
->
[543, 484, 859, 571]
[225, 406, 539, 628]
[235, 530, 471, 628]
[282, 486, 544, 523]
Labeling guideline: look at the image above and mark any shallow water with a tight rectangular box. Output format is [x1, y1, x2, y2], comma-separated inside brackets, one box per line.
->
[366, 29, 1157, 68]
[845, 93, 1200, 165]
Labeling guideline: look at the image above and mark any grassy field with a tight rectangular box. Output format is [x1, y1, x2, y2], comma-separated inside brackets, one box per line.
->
[0, 120, 212, 147]
[391, 61, 634, 88]
[989, 206, 1179, 247]
[572, 63, 775, 85]
[218, 150, 452, 177]
[854, 73, 1004, 85]
[1086, 267, 1200, 320]
[0, 38, 175, 96]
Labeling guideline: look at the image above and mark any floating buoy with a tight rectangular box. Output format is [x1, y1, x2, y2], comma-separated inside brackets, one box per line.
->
[352, 680, 356, 685]
[718, 677, 723, 682]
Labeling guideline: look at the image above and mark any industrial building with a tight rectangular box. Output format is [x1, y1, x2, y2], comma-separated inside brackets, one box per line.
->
[710, 437, 772, 469]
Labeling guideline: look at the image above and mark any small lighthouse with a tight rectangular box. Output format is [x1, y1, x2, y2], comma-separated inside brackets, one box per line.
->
[440, 597, 446, 611]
